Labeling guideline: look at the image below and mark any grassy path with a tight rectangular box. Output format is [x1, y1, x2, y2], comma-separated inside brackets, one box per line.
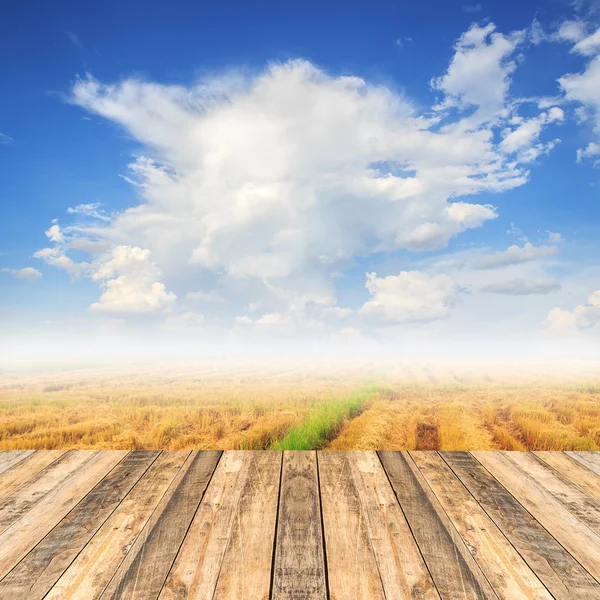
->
[270, 383, 380, 450]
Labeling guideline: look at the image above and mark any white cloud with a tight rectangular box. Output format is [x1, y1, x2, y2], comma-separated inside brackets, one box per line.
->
[431, 23, 525, 124]
[499, 108, 563, 162]
[1, 267, 42, 281]
[34, 246, 83, 277]
[555, 20, 588, 43]
[559, 51, 600, 142]
[547, 290, 600, 331]
[546, 230, 563, 243]
[573, 28, 600, 56]
[481, 278, 561, 295]
[475, 242, 558, 269]
[67, 203, 111, 222]
[35, 24, 568, 335]
[462, 4, 482, 13]
[360, 271, 459, 324]
[0, 133, 13, 145]
[89, 246, 176, 315]
[576, 141, 600, 166]
[45, 225, 64, 243]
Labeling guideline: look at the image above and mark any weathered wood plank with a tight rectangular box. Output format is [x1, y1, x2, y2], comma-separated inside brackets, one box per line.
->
[473, 451, 600, 580]
[411, 451, 552, 600]
[503, 451, 600, 535]
[379, 451, 496, 599]
[0, 450, 98, 535]
[318, 452, 387, 600]
[271, 451, 327, 600]
[160, 451, 281, 600]
[0, 451, 65, 497]
[0, 450, 127, 581]
[535, 451, 600, 500]
[158, 451, 255, 600]
[98, 450, 221, 600]
[443, 452, 600, 600]
[213, 451, 282, 600]
[565, 451, 600, 477]
[44, 451, 190, 600]
[346, 451, 439, 599]
[0, 451, 35, 476]
[0, 451, 159, 600]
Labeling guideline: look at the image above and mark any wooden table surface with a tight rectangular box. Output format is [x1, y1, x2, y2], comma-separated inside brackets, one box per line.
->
[0, 450, 599, 599]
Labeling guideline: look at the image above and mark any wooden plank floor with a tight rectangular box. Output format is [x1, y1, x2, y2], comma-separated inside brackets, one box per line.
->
[0, 452, 599, 599]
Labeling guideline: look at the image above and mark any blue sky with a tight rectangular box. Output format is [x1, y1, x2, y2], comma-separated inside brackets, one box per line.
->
[2, 0, 600, 364]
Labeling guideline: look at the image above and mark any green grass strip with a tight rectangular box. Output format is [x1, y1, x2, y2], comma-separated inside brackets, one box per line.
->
[271, 384, 380, 450]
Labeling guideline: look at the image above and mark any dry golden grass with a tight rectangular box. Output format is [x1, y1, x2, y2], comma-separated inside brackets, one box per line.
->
[330, 381, 600, 450]
[0, 360, 374, 450]
[1, 359, 600, 450]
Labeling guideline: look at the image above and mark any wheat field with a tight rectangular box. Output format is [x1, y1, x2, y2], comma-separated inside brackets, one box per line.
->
[1, 359, 600, 451]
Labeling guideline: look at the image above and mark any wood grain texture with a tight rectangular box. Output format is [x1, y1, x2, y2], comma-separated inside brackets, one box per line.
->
[0, 450, 98, 535]
[271, 451, 327, 600]
[410, 451, 552, 600]
[213, 451, 282, 600]
[473, 451, 600, 580]
[44, 451, 190, 600]
[318, 452, 386, 600]
[0, 451, 65, 497]
[0, 452, 35, 476]
[535, 451, 600, 500]
[379, 451, 496, 600]
[0, 450, 127, 581]
[349, 451, 438, 599]
[503, 451, 600, 535]
[0, 450, 599, 600]
[443, 452, 600, 600]
[565, 451, 600, 476]
[0, 451, 159, 600]
[98, 450, 221, 600]
[159, 451, 255, 600]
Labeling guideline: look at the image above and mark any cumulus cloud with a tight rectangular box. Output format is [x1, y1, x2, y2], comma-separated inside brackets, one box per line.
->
[559, 29, 600, 150]
[576, 141, 600, 166]
[431, 23, 525, 124]
[547, 290, 600, 331]
[481, 278, 561, 295]
[89, 246, 176, 315]
[360, 271, 459, 324]
[45, 224, 64, 243]
[35, 23, 567, 335]
[475, 242, 558, 269]
[1, 267, 42, 280]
